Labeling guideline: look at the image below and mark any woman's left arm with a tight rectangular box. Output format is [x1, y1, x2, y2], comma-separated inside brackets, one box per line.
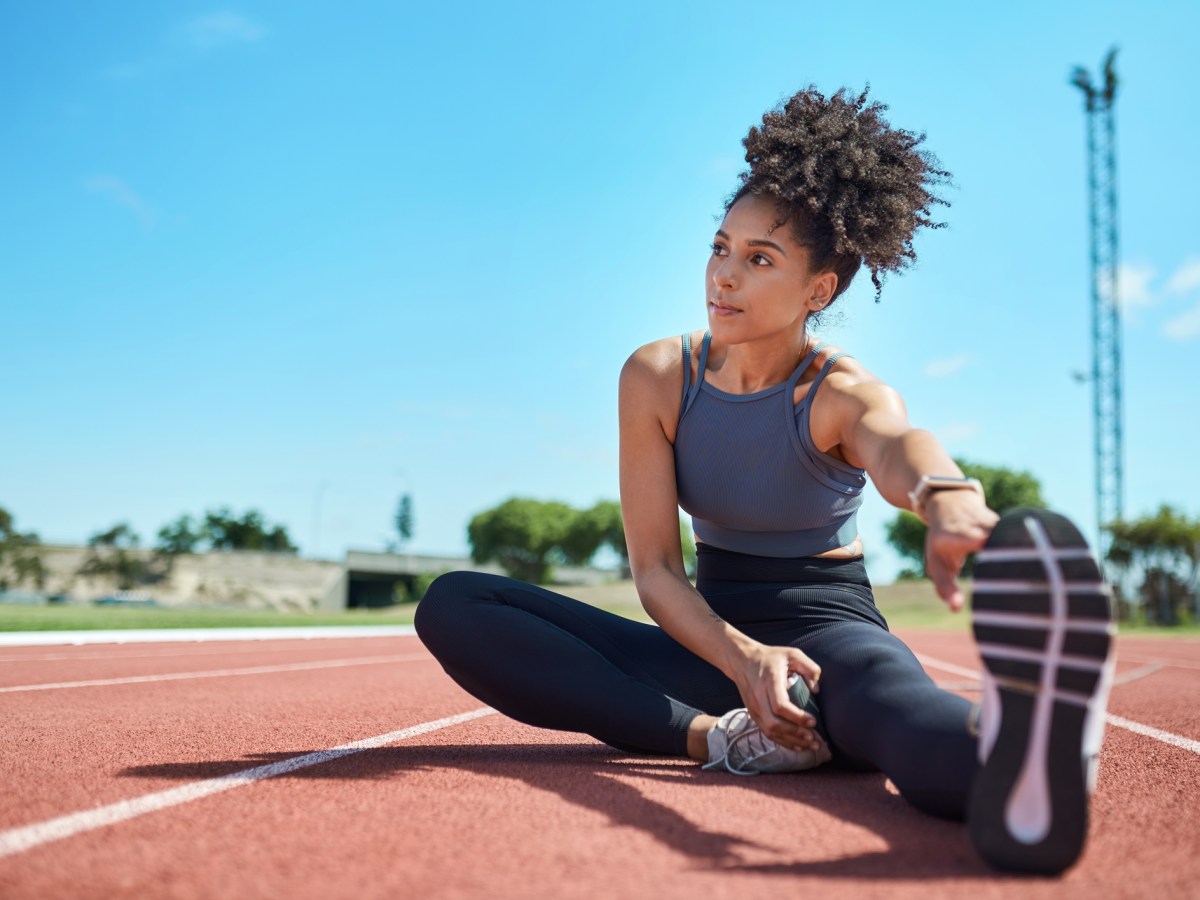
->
[819, 373, 999, 611]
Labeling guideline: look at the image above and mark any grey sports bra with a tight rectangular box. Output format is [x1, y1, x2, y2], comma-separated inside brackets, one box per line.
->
[674, 331, 866, 558]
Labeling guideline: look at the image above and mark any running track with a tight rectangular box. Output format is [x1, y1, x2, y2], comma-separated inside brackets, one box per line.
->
[1, 628, 1197, 898]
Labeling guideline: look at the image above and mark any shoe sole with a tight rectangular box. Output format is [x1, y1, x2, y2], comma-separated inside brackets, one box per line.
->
[967, 508, 1114, 874]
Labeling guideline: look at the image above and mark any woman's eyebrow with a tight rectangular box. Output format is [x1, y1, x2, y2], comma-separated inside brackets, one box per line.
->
[747, 239, 787, 255]
[714, 229, 788, 256]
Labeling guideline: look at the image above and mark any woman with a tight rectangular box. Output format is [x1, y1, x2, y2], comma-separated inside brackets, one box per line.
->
[415, 86, 1113, 875]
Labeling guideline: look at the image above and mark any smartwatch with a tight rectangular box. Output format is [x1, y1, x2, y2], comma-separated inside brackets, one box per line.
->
[908, 475, 985, 522]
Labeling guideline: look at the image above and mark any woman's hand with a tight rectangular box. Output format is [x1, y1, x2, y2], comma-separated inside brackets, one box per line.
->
[726, 640, 823, 752]
[924, 490, 1000, 611]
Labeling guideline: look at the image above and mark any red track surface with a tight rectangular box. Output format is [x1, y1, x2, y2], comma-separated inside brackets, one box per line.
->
[1, 630, 1197, 899]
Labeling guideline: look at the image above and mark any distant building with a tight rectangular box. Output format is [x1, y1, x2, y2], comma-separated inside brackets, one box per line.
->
[8, 545, 617, 613]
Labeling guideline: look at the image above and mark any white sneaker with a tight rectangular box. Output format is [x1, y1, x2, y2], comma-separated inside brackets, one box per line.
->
[968, 508, 1114, 874]
[702, 708, 831, 775]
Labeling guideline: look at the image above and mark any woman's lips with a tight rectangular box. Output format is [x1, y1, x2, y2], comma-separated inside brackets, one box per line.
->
[709, 300, 741, 316]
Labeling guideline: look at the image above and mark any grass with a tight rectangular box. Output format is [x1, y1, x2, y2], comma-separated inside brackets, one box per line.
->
[873, 580, 968, 631]
[0, 581, 969, 633]
[2, 579, 1194, 637]
[1108, 617, 1200, 637]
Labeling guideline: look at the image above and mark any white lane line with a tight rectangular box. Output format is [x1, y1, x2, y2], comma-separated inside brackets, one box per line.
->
[0, 643, 404, 664]
[1113, 662, 1163, 685]
[916, 652, 1200, 758]
[0, 626, 417, 648]
[0, 654, 430, 693]
[934, 680, 982, 692]
[0, 707, 497, 859]
[1114, 652, 1200, 672]
[1105, 715, 1200, 755]
[914, 653, 978, 679]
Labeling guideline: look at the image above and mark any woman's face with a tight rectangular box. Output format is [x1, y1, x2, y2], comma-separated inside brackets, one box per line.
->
[706, 193, 832, 343]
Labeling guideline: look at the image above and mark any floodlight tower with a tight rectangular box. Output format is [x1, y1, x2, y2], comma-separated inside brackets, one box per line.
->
[1070, 48, 1123, 565]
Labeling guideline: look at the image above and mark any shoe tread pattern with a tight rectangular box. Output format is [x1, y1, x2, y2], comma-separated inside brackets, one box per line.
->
[968, 508, 1112, 874]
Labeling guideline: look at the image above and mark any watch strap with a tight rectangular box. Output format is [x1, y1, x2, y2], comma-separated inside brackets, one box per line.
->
[908, 475, 985, 522]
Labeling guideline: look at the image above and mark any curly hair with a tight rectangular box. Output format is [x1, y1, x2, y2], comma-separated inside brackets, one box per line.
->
[730, 85, 951, 302]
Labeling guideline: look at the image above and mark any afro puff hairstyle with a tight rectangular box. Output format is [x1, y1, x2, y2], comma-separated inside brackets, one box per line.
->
[730, 86, 951, 302]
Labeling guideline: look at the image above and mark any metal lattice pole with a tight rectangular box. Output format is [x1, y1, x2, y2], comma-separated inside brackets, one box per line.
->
[1071, 48, 1124, 568]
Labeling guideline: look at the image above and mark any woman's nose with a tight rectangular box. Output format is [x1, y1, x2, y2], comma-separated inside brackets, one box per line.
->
[712, 258, 736, 289]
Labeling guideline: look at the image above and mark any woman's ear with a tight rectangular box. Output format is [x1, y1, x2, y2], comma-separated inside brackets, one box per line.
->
[807, 271, 838, 311]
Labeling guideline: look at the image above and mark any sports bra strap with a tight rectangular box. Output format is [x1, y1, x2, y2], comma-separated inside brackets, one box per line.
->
[696, 332, 713, 380]
[679, 331, 712, 420]
[681, 332, 693, 389]
[679, 332, 693, 420]
[804, 352, 847, 407]
[784, 340, 830, 395]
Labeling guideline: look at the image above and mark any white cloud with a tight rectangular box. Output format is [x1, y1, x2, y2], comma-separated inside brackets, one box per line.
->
[1165, 258, 1200, 297]
[923, 353, 971, 378]
[84, 176, 156, 229]
[1163, 301, 1200, 342]
[185, 12, 266, 50]
[1116, 261, 1157, 311]
[98, 12, 266, 79]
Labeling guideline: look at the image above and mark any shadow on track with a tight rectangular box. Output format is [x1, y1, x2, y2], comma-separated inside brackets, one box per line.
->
[121, 741, 1002, 880]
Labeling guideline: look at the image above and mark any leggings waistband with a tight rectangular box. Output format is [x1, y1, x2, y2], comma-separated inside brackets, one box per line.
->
[695, 543, 870, 586]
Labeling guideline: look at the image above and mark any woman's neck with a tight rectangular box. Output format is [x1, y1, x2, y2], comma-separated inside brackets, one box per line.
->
[707, 329, 811, 394]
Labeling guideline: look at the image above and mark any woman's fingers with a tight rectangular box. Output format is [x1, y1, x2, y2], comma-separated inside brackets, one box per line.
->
[762, 654, 823, 748]
[923, 496, 999, 611]
[926, 547, 966, 610]
[759, 711, 819, 750]
[735, 643, 823, 749]
[787, 648, 822, 695]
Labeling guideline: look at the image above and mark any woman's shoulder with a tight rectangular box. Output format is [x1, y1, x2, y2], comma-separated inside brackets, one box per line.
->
[805, 342, 909, 456]
[807, 341, 905, 416]
[619, 334, 697, 432]
[809, 341, 880, 387]
[621, 333, 694, 382]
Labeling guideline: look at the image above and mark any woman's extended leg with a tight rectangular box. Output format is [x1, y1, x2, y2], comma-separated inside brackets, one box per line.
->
[414, 571, 743, 755]
[800, 622, 978, 820]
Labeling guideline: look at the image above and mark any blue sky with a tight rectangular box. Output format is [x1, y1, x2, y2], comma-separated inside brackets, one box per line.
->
[2, 1, 1197, 584]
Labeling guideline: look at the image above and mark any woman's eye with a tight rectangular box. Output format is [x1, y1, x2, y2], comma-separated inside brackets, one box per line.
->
[710, 242, 727, 256]
[751, 253, 771, 266]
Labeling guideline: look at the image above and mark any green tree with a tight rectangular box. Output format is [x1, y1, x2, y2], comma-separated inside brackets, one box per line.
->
[468, 498, 575, 583]
[680, 518, 697, 578]
[202, 508, 298, 553]
[155, 514, 202, 556]
[1106, 505, 1200, 625]
[471, 498, 693, 582]
[395, 494, 414, 548]
[884, 459, 1046, 579]
[560, 501, 625, 566]
[0, 506, 46, 591]
[78, 523, 153, 590]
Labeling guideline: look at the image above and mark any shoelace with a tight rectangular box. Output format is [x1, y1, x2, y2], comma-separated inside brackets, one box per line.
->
[702, 710, 777, 776]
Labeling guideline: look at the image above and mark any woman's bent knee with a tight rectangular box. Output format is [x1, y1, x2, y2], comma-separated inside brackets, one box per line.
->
[415, 571, 483, 644]
[414, 570, 510, 648]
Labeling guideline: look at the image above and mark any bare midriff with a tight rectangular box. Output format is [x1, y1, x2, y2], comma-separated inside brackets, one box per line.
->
[693, 535, 864, 561]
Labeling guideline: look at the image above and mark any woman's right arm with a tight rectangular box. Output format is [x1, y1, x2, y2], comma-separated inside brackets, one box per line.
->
[618, 341, 821, 750]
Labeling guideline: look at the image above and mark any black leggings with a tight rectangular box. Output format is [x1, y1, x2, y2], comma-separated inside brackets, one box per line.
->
[414, 547, 978, 820]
